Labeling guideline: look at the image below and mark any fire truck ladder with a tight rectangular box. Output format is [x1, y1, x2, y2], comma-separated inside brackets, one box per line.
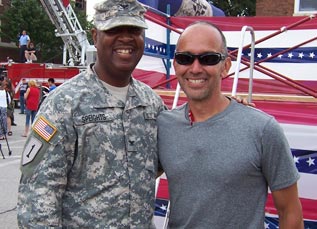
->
[40, 0, 90, 66]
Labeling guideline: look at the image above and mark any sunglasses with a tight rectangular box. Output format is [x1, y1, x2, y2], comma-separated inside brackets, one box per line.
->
[174, 52, 226, 66]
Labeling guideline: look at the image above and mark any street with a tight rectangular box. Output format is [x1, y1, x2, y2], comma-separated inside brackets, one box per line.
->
[0, 109, 27, 228]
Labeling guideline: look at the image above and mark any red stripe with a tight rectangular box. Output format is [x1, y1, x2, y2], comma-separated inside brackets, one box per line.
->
[156, 179, 169, 200]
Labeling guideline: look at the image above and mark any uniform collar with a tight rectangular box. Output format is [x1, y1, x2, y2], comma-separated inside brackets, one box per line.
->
[87, 64, 150, 109]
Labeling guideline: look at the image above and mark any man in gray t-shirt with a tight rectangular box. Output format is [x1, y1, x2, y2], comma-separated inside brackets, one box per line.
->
[158, 21, 303, 228]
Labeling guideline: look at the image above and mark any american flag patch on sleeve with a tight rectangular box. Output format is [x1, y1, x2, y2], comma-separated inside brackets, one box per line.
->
[32, 116, 57, 142]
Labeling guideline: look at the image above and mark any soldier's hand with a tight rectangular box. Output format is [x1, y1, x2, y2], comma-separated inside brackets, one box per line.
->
[231, 96, 256, 107]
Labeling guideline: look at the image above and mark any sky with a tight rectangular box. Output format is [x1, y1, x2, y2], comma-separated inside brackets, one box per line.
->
[86, 0, 104, 21]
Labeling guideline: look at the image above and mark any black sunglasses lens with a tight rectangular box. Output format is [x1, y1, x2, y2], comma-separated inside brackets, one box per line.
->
[175, 53, 194, 65]
[175, 53, 224, 65]
[199, 54, 221, 65]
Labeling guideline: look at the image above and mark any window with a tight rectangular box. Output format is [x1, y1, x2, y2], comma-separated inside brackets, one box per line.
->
[75, 0, 84, 9]
[294, 0, 317, 15]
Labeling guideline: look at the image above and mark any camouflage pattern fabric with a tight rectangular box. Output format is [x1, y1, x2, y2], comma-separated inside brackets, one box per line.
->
[17, 64, 166, 228]
[94, 0, 148, 31]
[175, 0, 212, 16]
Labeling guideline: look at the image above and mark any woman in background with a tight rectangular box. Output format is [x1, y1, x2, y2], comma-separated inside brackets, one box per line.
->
[22, 80, 40, 137]
[3, 78, 15, 134]
[24, 42, 37, 63]
[0, 82, 8, 140]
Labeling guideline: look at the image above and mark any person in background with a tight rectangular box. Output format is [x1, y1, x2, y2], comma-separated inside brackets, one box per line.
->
[157, 21, 303, 228]
[24, 42, 37, 63]
[19, 79, 28, 114]
[3, 78, 14, 134]
[21, 80, 40, 137]
[0, 82, 8, 140]
[18, 30, 30, 63]
[17, 0, 165, 228]
[47, 78, 56, 92]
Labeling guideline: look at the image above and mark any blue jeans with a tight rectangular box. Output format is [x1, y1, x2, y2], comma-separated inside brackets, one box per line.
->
[20, 95, 25, 113]
[25, 109, 37, 127]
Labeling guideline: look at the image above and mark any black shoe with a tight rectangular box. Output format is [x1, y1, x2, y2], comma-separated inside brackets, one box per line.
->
[19, 112, 24, 114]
[12, 123, 17, 126]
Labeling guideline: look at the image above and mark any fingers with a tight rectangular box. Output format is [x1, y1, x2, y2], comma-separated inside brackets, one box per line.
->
[231, 96, 256, 108]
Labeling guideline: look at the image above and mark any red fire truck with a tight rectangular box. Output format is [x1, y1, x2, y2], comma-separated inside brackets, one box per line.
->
[0, 62, 80, 107]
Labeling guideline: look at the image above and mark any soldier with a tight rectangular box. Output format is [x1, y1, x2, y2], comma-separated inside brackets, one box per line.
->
[17, 0, 165, 228]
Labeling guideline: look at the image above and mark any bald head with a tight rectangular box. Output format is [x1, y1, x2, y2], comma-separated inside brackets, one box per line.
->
[176, 21, 228, 56]
[173, 20, 232, 103]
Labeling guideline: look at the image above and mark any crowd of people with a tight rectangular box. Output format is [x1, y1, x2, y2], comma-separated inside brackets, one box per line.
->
[16, 0, 303, 228]
[0, 77, 55, 140]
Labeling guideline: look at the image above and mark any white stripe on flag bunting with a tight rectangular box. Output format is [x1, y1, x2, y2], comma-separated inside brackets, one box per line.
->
[281, 123, 317, 151]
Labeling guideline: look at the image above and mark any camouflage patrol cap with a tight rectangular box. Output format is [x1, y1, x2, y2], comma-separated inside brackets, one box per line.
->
[94, 0, 148, 31]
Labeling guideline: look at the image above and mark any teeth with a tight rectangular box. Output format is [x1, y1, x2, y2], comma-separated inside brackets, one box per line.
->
[116, 49, 132, 54]
[188, 79, 205, 84]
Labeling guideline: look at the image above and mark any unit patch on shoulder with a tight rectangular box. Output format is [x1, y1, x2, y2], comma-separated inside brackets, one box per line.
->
[22, 137, 43, 166]
[32, 116, 57, 142]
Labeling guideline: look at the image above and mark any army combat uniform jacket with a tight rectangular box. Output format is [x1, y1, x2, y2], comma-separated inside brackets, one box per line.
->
[17, 65, 165, 228]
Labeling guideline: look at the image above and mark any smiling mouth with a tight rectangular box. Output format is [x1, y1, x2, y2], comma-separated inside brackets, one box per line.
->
[187, 79, 206, 84]
[116, 49, 132, 54]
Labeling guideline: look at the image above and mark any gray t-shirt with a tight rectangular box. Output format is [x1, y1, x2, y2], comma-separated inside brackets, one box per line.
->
[158, 99, 299, 229]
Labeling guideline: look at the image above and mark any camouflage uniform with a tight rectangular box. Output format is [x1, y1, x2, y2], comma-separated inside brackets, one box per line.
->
[17, 65, 165, 228]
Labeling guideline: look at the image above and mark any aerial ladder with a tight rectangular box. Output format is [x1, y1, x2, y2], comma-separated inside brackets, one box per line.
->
[39, 0, 91, 66]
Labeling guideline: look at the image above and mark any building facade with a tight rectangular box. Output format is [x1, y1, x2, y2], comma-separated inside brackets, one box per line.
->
[256, 0, 317, 16]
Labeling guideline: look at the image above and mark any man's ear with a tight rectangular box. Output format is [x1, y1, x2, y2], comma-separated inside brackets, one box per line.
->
[172, 58, 176, 69]
[221, 57, 232, 79]
[91, 28, 97, 47]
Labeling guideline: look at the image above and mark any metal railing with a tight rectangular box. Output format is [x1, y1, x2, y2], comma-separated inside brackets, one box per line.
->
[231, 26, 255, 103]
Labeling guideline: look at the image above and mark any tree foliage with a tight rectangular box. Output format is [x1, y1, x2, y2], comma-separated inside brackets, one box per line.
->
[73, 6, 94, 45]
[0, 0, 93, 63]
[209, 0, 256, 16]
[0, 0, 63, 62]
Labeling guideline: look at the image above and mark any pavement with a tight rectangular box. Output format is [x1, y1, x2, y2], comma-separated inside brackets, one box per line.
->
[0, 109, 28, 229]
